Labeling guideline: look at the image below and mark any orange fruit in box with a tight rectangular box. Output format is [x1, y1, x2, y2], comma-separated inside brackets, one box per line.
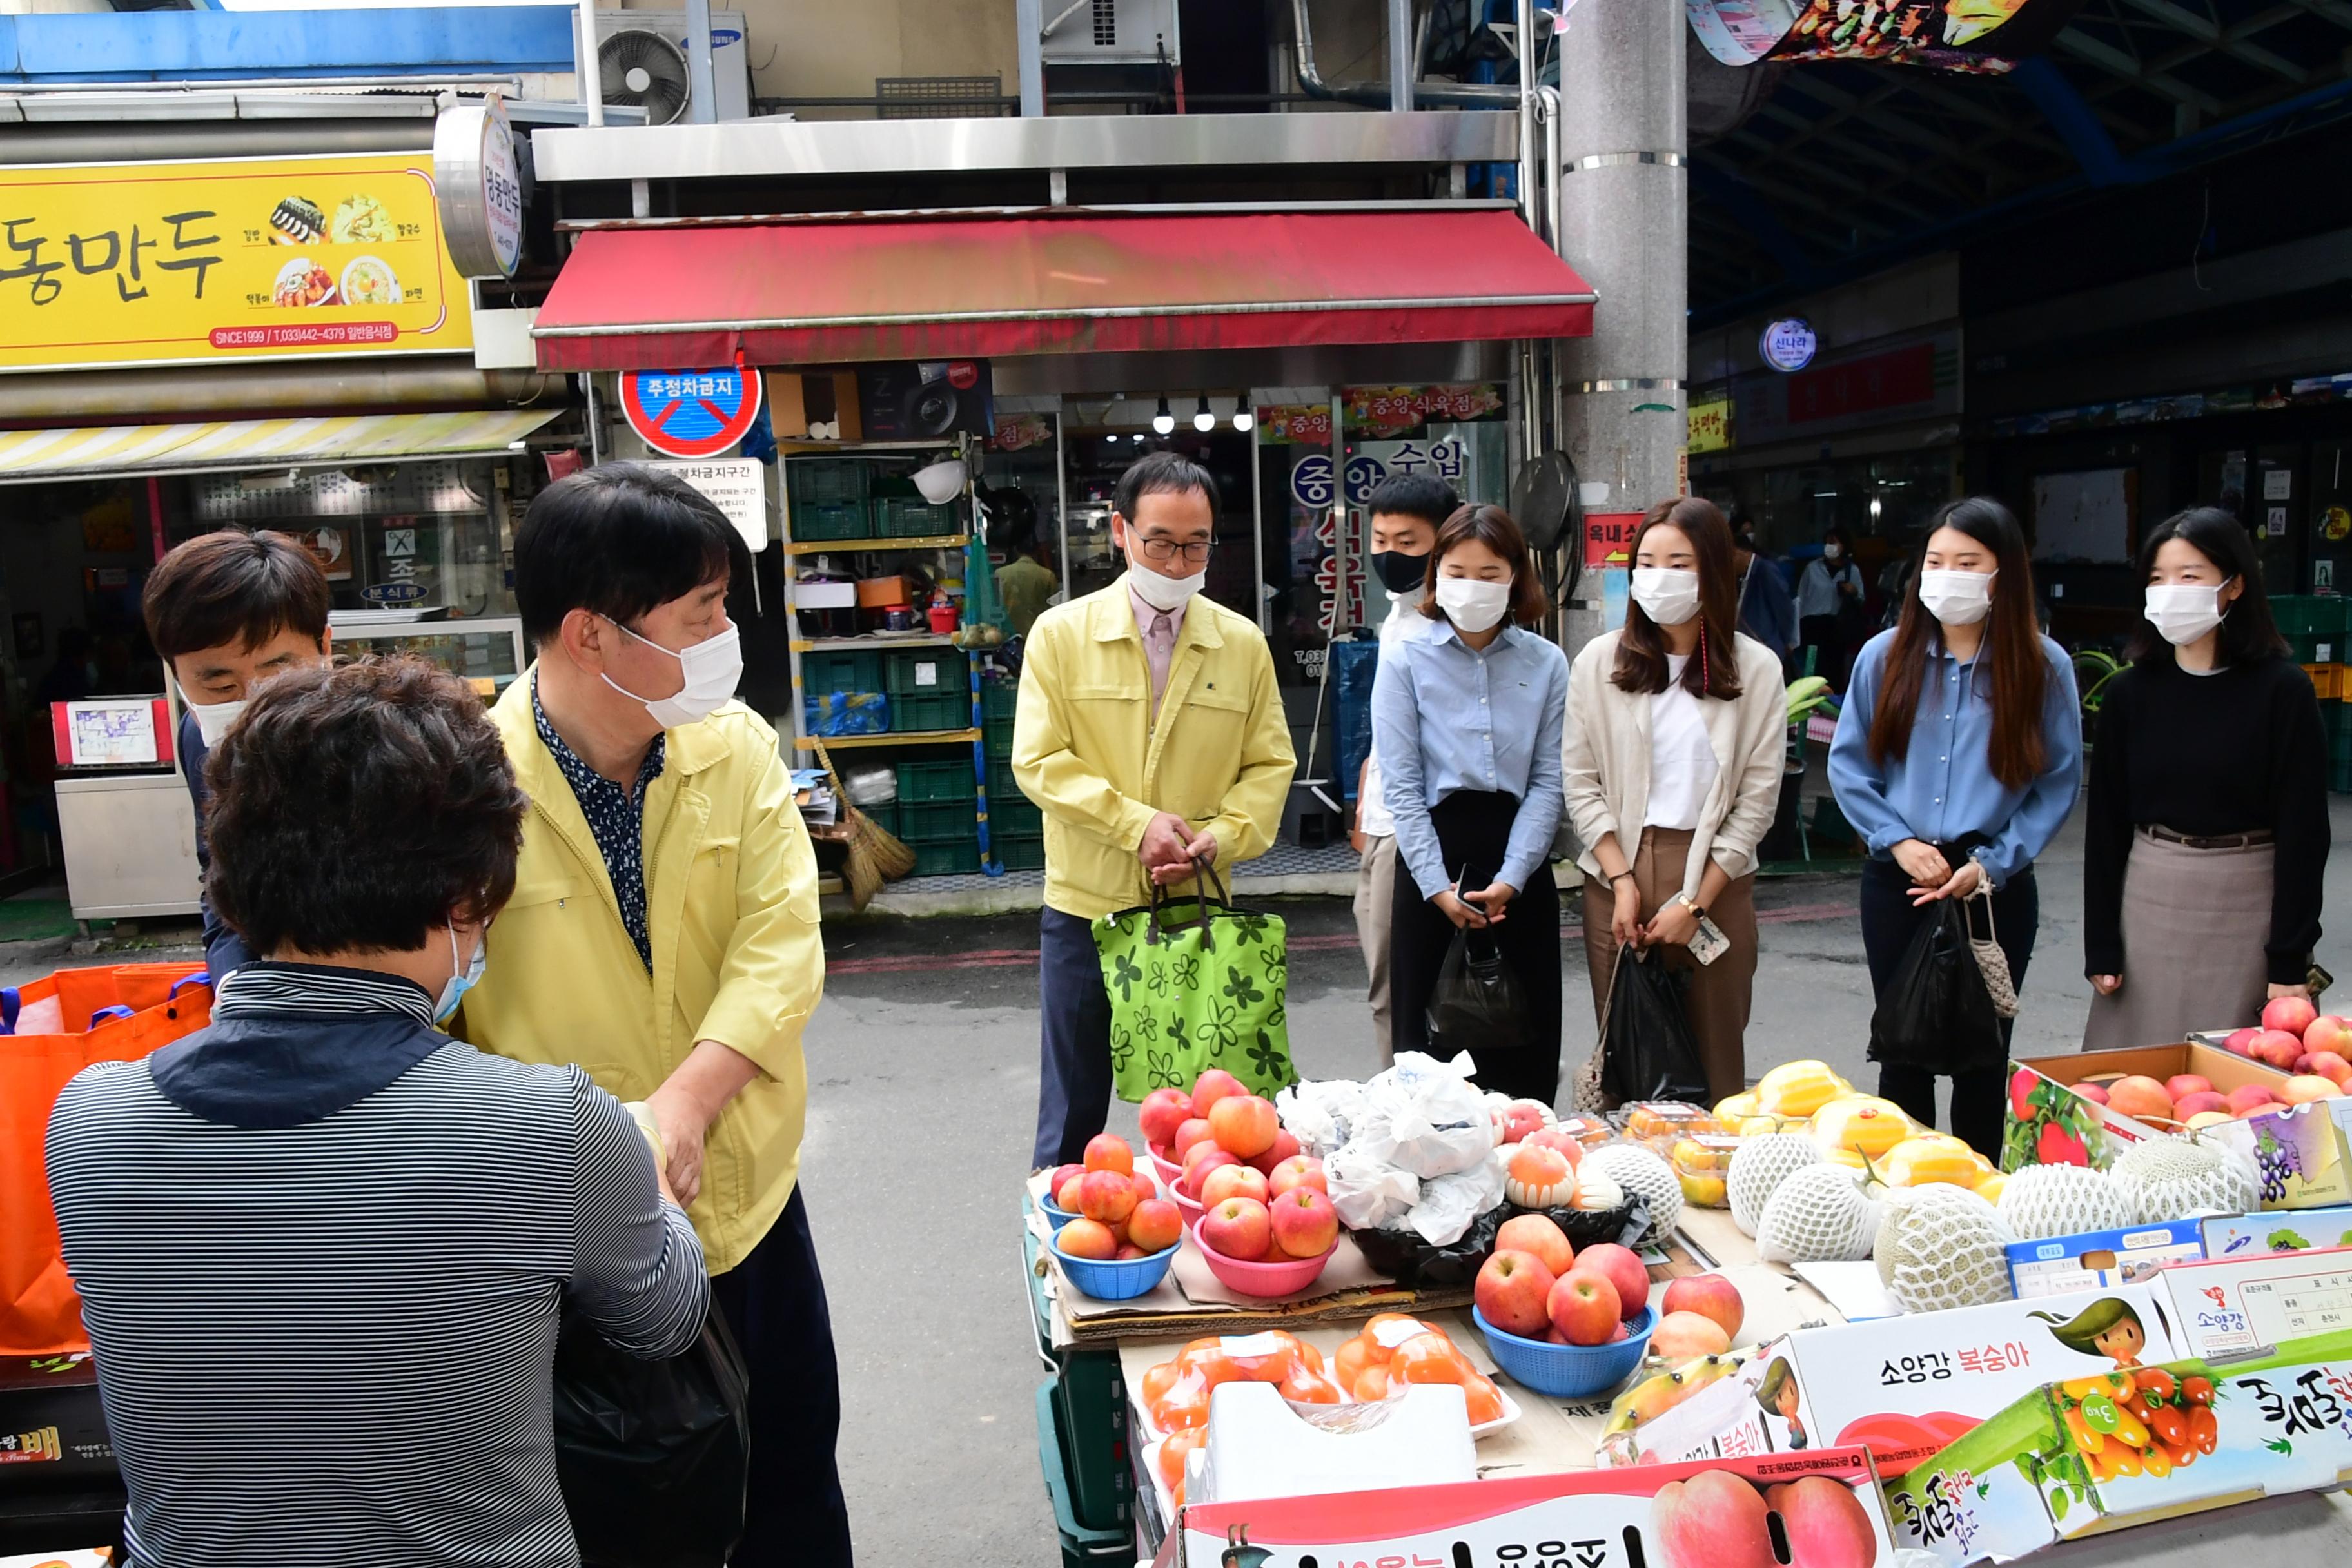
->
[1157, 1427, 1204, 1489]
[1141, 1362, 1181, 1406]
[1463, 1372, 1505, 1425]
[1391, 1333, 1471, 1386]
[1353, 1364, 1391, 1402]
[1333, 1338, 1371, 1389]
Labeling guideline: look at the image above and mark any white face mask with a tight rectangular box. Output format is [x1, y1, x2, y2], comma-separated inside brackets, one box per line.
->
[1435, 576, 1513, 634]
[1631, 567, 1702, 627]
[1917, 567, 1997, 627]
[1823, 543, 1843, 561]
[1127, 562, 1205, 613]
[183, 694, 245, 748]
[603, 619, 743, 729]
[434, 921, 487, 1026]
[2145, 582, 2231, 647]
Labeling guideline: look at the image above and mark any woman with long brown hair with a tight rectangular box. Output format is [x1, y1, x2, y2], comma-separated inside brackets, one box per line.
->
[1374, 504, 1569, 1101]
[1828, 496, 2082, 1155]
[1562, 497, 1787, 1101]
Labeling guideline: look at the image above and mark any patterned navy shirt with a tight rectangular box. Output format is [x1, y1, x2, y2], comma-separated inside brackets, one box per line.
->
[533, 676, 665, 969]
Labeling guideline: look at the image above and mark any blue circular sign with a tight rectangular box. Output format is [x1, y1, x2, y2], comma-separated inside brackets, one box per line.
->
[620, 366, 763, 458]
[1760, 318, 1819, 373]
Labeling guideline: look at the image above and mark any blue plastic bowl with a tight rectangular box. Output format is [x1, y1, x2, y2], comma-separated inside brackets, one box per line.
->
[1473, 1304, 1655, 1399]
[1038, 1193, 1080, 1231]
[1050, 1235, 1179, 1301]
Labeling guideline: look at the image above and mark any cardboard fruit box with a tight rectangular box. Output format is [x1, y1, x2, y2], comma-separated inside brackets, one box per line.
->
[2003, 1045, 2294, 1173]
[1172, 1446, 1904, 1568]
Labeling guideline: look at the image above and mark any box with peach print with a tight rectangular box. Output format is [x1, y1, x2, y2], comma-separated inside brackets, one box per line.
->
[2001, 1045, 2297, 1175]
[1175, 1446, 1903, 1568]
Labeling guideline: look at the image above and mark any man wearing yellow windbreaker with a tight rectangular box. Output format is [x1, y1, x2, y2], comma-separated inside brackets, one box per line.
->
[1014, 451, 1297, 1167]
[456, 463, 850, 1567]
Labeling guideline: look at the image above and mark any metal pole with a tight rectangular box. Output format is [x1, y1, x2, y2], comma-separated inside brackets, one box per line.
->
[575, 0, 603, 126]
[1016, 0, 1045, 115]
[683, 0, 720, 124]
[1388, 0, 1415, 112]
[1552, 0, 1687, 662]
[1516, 0, 1536, 226]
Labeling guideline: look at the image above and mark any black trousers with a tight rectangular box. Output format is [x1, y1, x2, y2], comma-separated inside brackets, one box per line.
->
[1861, 852, 2038, 1160]
[1387, 790, 1562, 1104]
[709, 1184, 854, 1567]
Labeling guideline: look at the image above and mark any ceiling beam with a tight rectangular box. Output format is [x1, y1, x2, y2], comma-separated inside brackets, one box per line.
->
[1771, 72, 2028, 181]
[2121, 0, 2310, 81]
[2052, 24, 2229, 113]
[1741, 105, 1978, 212]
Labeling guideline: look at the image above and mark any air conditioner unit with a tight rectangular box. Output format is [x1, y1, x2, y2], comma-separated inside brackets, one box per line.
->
[1038, 0, 1181, 68]
[596, 10, 752, 124]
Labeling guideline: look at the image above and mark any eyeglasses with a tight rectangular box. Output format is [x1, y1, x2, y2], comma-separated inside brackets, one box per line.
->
[1133, 536, 1212, 565]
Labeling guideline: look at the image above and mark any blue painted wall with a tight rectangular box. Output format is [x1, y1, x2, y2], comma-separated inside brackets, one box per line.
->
[0, 6, 576, 83]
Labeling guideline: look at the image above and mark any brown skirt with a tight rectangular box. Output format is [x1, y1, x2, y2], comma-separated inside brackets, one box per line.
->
[1578, 827, 1757, 1104]
[2082, 829, 2275, 1051]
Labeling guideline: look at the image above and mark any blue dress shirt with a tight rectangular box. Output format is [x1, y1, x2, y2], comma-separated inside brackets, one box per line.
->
[1827, 628, 2082, 888]
[1372, 619, 1569, 900]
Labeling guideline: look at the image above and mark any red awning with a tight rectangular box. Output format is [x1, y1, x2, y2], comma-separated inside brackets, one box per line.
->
[531, 210, 1595, 371]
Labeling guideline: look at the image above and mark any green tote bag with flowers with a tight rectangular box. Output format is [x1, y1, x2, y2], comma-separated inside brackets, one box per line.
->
[1092, 862, 1295, 1104]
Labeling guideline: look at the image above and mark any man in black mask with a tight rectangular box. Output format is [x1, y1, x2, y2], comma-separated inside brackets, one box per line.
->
[1353, 473, 1460, 1057]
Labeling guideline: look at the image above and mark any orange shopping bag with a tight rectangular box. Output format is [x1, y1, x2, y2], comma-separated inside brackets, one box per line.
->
[1, 962, 211, 1355]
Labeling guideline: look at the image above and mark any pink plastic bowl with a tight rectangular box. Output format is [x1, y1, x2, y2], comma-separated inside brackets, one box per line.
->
[1189, 1219, 1337, 1298]
[1149, 1144, 1186, 1188]
[1172, 1186, 1206, 1228]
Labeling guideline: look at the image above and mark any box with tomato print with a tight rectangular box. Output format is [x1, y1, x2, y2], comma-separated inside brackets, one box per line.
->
[1884, 1320, 2352, 1564]
[1173, 1446, 1903, 1568]
[2002, 1046, 2295, 1175]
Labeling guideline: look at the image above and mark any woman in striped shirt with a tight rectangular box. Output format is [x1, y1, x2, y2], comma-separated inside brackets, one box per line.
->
[46, 657, 709, 1568]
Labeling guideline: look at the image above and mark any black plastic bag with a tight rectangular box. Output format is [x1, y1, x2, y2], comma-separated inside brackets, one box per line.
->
[1598, 948, 1708, 1105]
[1869, 899, 2004, 1075]
[1426, 926, 1529, 1056]
[554, 1307, 750, 1568]
[1350, 1193, 1650, 1289]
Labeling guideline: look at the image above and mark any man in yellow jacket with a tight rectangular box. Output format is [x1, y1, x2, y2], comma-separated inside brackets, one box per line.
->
[456, 464, 847, 1567]
[1014, 451, 1296, 1166]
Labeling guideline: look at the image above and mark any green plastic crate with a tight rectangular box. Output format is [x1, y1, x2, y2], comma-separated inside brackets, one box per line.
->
[787, 458, 870, 505]
[988, 759, 1028, 805]
[989, 795, 1043, 838]
[897, 798, 977, 842]
[885, 647, 965, 697]
[800, 649, 883, 695]
[2291, 631, 2346, 665]
[981, 679, 1019, 725]
[896, 758, 976, 803]
[890, 691, 968, 733]
[908, 836, 980, 877]
[985, 721, 1015, 762]
[790, 500, 870, 542]
[1023, 1220, 1132, 1540]
[2275, 596, 2348, 637]
[995, 833, 1046, 871]
[876, 495, 960, 538]
[861, 799, 899, 838]
[1037, 1385, 1132, 1559]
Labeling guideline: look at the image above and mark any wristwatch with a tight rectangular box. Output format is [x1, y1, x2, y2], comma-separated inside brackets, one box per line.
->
[1676, 892, 1707, 921]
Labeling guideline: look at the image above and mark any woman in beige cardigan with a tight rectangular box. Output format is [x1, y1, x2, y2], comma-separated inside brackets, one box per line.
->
[1562, 496, 1787, 1101]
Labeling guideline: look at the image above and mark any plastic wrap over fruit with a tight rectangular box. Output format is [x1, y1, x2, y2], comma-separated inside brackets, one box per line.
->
[1273, 1077, 1368, 1158]
[1324, 1145, 1420, 1231]
[1410, 1150, 1506, 1246]
[1336, 1052, 1496, 1180]
[1351, 1191, 1650, 1289]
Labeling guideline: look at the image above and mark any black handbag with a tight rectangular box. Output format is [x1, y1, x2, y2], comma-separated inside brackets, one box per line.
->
[1595, 945, 1710, 1106]
[553, 1305, 751, 1568]
[1425, 925, 1531, 1056]
[1868, 899, 2005, 1076]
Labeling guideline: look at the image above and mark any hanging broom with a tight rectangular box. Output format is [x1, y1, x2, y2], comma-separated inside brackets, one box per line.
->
[812, 737, 914, 909]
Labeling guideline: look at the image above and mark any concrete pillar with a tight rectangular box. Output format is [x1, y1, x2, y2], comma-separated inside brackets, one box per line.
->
[1552, 0, 1688, 656]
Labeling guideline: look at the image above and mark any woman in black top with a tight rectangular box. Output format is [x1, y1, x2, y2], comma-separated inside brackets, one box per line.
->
[2083, 507, 2329, 1048]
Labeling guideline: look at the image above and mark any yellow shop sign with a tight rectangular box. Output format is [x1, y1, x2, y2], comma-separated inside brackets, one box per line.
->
[0, 153, 475, 372]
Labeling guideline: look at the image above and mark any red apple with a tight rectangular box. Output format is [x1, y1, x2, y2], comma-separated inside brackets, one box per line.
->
[2164, 1074, 2213, 1103]
[1190, 1068, 1248, 1119]
[1181, 1147, 1239, 1199]
[1652, 1469, 1776, 1568]
[1652, 1309, 1735, 1360]
[1476, 1249, 1558, 1337]
[2173, 1090, 2228, 1119]
[1543, 1326, 1572, 1345]
[1055, 1172, 1088, 1211]
[1048, 1162, 1086, 1200]
[1661, 1273, 1745, 1343]
[2312, 1051, 2352, 1088]
[2069, 1081, 2109, 1105]
[1058, 1217, 1118, 1260]
[1083, 1133, 1134, 1175]
[2257, 1030, 2307, 1071]
[1126, 1197, 1183, 1253]
[1138, 1087, 1195, 1148]
[1268, 1187, 1338, 1259]
[1522, 1128, 1586, 1166]
[2226, 1083, 2282, 1116]
[1128, 1170, 1159, 1206]
[1501, 1099, 1553, 1144]
[1495, 1213, 1575, 1277]
[1173, 1117, 1216, 1160]
[2224, 1026, 2260, 1058]
[1246, 1127, 1303, 1177]
[1576, 1242, 1653, 1323]
[1765, 1476, 1877, 1568]
[1268, 1155, 1328, 1199]
[2266, 995, 2320, 1039]
[1208, 1094, 1279, 1159]
[1201, 1195, 1272, 1262]
[2308, 1017, 2352, 1059]
[1611, 1322, 1631, 1342]
[1547, 1270, 1622, 1346]
[1200, 1163, 1270, 1209]
[1075, 1168, 1138, 1225]
[1115, 1244, 1148, 1259]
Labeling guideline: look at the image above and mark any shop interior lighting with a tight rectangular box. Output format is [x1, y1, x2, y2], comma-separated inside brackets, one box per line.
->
[1193, 395, 1216, 433]
[1870, 496, 1883, 518]
[1232, 398, 1256, 432]
[1152, 397, 1175, 436]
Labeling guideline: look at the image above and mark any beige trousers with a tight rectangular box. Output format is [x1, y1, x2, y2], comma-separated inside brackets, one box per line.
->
[1579, 826, 1758, 1104]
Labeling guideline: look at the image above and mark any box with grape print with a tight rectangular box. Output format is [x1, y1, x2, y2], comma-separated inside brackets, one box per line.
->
[2206, 1101, 2352, 1210]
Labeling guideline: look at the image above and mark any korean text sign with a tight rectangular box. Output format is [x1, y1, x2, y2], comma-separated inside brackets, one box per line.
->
[0, 154, 473, 371]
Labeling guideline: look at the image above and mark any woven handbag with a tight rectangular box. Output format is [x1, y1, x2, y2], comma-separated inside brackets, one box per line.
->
[1963, 885, 2021, 1019]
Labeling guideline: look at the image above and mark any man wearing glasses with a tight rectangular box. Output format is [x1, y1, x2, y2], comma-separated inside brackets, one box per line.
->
[1012, 450, 1297, 1166]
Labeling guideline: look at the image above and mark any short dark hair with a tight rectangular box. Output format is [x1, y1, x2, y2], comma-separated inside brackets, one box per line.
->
[1364, 473, 1459, 529]
[1417, 504, 1550, 627]
[513, 462, 749, 645]
[204, 658, 527, 957]
[2126, 505, 2290, 666]
[1112, 450, 1220, 525]
[142, 531, 329, 663]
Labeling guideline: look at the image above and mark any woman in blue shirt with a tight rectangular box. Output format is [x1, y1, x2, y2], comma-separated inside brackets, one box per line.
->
[1374, 504, 1569, 1101]
[1828, 496, 2082, 1157]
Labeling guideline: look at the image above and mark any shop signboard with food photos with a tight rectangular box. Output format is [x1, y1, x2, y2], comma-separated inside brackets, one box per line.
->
[0, 152, 474, 372]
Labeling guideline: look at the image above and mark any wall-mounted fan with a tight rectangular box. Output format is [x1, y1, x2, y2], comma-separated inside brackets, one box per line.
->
[600, 29, 693, 126]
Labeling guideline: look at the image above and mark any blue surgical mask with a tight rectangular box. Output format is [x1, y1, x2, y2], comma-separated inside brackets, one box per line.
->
[435, 921, 486, 1026]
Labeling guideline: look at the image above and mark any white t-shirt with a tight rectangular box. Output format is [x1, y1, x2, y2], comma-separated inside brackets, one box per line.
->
[1644, 653, 1720, 831]
[1357, 591, 1424, 840]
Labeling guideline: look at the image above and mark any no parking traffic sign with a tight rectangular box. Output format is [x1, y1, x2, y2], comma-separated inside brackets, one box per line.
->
[620, 366, 763, 458]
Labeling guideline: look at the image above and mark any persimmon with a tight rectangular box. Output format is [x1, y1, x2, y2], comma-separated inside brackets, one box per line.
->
[1157, 1428, 1204, 1489]
[1141, 1361, 1181, 1406]
[1463, 1373, 1505, 1425]
[1334, 1338, 1371, 1390]
[1353, 1364, 1391, 1401]
[1390, 1332, 1469, 1385]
